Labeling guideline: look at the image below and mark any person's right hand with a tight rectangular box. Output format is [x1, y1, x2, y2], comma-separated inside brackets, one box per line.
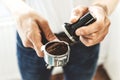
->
[16, 9, 57, 57]
[70, 5, 110, 46]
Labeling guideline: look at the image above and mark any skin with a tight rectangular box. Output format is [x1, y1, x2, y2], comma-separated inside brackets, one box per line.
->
[1, 0, 118, 57]
[16, 10, 57, 57]
[70, 6, 110, 46]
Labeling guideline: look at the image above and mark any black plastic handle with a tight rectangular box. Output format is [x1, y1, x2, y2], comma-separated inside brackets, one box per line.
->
[64, 12, 96, 41]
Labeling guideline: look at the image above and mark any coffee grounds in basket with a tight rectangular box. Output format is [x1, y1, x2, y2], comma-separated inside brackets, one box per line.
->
[46, 42, 68, 55]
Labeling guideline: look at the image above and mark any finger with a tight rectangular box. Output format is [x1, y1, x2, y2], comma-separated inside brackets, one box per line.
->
[70, 6, 88, 23]
[80, 36, 98, 46]
[75, 21, 102, 36]
[77, 5, 107, 36]
[36, 16, 57, 41]
[31, 33, 44, 57]
[80, 17, 110, 41]
[23, 39, 34, 48]
[27, 21, 44, 57]
[80, 29, 107, 46]
[105, 16, 111, 27]
[80, 36, 93, 46]
[82, 33, 97, 39]
[29, 32, 44, 57]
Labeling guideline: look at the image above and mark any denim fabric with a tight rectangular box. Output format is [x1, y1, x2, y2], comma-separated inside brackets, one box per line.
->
[63, 41, 99, 80]
[16, 32, 99, 80]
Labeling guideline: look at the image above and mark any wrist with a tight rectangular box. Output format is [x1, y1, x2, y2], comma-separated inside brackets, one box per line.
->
[3, 0, 33, 16]
[92, 3, 109, 15]
[12, 4, 33, 16]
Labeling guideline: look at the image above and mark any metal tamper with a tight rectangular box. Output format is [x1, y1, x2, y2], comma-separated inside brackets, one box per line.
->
[62, 12, 96, 42]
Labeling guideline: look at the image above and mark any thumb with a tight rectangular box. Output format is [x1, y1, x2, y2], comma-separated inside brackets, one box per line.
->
[70, 6, 88, 23]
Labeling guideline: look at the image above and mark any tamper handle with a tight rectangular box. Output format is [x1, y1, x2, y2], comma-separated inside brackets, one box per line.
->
[72, 12, 95, 30]
[64, 12, 96, 41]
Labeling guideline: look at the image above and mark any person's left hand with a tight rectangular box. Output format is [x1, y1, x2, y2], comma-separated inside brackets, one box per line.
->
[70, 5, 110, 46]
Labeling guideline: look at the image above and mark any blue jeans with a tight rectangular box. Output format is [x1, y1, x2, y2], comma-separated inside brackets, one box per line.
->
[16, 33, 99, 80]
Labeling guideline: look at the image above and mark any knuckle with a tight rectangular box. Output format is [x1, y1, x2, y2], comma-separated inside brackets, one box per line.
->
[81, 29, 88, 35]
[95, 22, 104, 30]
[85, 44, 91, 47]
[30, 21, 36, 27]
[23, 40, 29, 47]
[97, 20, 103, 25]
[99, 21, 104, 27]
[26, 31, 33, 39]
[98, 33, 107, 43]
[37, 54, 41, 57]
[46, 33, 56, 41]
[40, 19, 48, 25]
[84, 40, 93, 47]
[105, 29, 109, 34]
[75, 6, 87, 11]
[107, 20, 111, 27]
[73, 7, 79, 12]
[23, 44, 29, 47]
[72, 6, 88, 16]
[17, 14, 32, 23]
[85, 38, 98, 47]
[105, 18, 111, 26]
[85, 43, 93, 47]
[99, 36, 105, 42]
[73, 8, 80, 14]
[103, 31, 108, 39]
[36, 52, 43, 57]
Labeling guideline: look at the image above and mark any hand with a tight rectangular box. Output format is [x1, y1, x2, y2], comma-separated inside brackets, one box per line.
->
[16, 9, 57, 57]
[70, 5, 110, 46]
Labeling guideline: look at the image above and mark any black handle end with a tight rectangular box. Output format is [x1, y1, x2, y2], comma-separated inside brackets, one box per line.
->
[64, 12, 96, 42]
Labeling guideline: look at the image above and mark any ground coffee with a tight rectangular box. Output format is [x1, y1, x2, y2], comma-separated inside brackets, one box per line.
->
[46, 42, 68, 55]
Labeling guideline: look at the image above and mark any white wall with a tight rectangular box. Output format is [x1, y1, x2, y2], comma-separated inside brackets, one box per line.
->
[0, 3, 20, 80]
[0, 18, 21, 80]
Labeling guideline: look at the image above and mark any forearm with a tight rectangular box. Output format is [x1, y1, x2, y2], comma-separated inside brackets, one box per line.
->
[1, 0, 31, 15]
[93, 0, 119, 15]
